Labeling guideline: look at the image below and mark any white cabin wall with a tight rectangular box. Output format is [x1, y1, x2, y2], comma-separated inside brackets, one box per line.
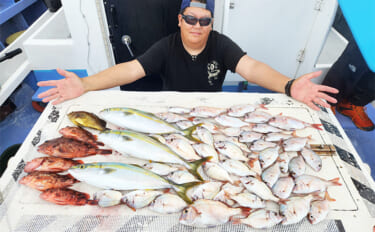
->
[211, 0, 342, 85]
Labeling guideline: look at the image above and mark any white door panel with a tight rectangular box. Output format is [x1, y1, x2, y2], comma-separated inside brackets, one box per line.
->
[222, 0, 337, 84]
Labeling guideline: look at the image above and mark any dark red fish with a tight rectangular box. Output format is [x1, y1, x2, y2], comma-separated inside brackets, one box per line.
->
[37, 137, 112, 158]
[24, 157, 84, 173]
[19, 172, 78, 191]
[40, 188, 97, 206]
[59, 126, 104, 147]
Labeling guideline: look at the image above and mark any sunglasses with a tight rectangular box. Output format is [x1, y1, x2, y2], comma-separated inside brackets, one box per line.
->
[181, 14, 212, 27]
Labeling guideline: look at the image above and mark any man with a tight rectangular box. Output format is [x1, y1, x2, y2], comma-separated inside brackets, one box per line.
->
[322, 7, 374, 131]
[38, 0, 338, 110]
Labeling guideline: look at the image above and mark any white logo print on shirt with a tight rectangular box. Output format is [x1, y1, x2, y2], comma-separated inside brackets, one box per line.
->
[207, 60, 220, 85]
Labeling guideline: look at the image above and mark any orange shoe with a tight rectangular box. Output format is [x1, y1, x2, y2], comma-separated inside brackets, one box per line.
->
[330, 105, 336, 115]
[337, 101, 374, 131]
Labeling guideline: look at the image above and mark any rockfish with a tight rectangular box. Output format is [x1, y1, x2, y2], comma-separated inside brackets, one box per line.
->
[59, 126, 104, 147]
[19, 172, 78, 191]
[24, 157, 83, 173]
[37, 137, 112, 158]
[40, 188, 96, 206]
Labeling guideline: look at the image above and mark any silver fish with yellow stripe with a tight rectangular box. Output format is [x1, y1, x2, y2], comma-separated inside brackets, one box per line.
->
[98, 130, 209, 180]
[68, 162, 199, 203]
[99, 107, 199, 141]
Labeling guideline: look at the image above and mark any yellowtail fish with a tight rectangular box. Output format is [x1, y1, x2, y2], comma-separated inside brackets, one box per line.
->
[68, 111, 107, 131]
[99, 107, 200, 141]
[97, 130, 209, 180]
[68, 162, 200, 203]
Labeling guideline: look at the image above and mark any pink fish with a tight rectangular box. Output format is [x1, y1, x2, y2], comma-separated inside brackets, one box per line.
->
[268, 113, 323, 131]
[293, 174, 341, 194]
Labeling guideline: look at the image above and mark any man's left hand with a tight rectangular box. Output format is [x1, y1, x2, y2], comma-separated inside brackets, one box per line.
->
[291, 71, 339, 111]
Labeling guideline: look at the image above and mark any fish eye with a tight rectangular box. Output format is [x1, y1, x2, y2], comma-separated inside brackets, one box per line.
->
[79, 165, 85, 169]
[184, 209, 189, 213]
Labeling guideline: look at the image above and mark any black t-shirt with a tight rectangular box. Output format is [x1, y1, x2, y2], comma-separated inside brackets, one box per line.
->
[137, 30, 246, 91]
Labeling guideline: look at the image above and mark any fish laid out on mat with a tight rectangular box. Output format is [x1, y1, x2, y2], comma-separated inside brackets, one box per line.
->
[68, 162, 200, 203]
[20, 104, 342, 230]
[37, 137, 112, 158]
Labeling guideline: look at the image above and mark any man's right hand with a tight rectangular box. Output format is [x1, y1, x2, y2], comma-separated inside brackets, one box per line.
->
[37, 68, 86, 105]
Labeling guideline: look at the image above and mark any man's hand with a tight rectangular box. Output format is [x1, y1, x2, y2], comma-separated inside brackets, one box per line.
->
[291, 71, 339, 111]
[37, 68, 85, 105]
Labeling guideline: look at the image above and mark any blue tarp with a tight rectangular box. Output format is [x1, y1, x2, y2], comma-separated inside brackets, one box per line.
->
[338, 0, 375, 72]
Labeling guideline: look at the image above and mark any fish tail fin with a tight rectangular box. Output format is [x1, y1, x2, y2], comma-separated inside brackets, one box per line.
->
[188, 156, 212, 180]
[279, 199, 288, 205]
[259, 104, 268, 110]
[87, 199, 98, 205]
[328, 177, 342, 186]
[173, 181, 201, 204]
[96, 141, 105, 146]
[187, 116, 196, 121]
[67, 173, 80, 182]
[97, 149, 112, 155]
[325, 191, 336, 202]
[230, 217, 242, 225]
[182, 123, 203, 143]
[311, 124, 323, 130]
[233, 180, 242, 186]
[247, 157, 258, 168]
[240, 207, 252, 217]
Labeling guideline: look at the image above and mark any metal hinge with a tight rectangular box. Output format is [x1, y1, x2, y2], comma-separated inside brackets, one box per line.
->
[314, 0, 324, 11]
[229, 0, 235, 9]
[296, 49, 305, 63]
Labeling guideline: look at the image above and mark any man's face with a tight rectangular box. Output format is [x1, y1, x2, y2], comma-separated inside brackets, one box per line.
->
[178, 7, 213, 46]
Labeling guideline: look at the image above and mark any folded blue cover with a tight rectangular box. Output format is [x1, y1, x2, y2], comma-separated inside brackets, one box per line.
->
[338, 0, 375, 72]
